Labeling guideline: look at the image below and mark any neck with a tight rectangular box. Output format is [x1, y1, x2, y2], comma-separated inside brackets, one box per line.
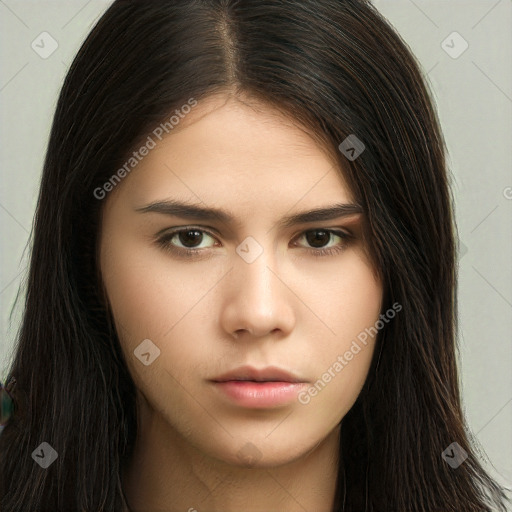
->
[122, 395, 340, 512]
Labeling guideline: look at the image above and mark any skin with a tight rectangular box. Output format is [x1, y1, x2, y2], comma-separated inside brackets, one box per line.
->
[99, 93, 383, 512]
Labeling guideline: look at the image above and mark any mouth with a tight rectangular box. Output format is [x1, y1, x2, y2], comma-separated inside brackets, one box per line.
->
[211, 365, 306, 384]
[214, 377, 297, 383]
[209, 366, 308, 408]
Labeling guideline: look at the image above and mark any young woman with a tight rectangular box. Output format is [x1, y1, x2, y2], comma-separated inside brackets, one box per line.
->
[0, 0, 509, 510]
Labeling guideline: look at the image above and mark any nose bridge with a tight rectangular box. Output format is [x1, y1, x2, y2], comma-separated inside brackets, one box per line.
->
[235, 236, 278, 307]
[219, 234, 294, 338]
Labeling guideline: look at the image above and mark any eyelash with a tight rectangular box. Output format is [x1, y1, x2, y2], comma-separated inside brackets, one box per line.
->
[155, 226, 352, 259]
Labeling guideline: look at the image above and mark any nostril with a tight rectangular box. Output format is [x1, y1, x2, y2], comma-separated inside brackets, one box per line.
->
[232, 327, 250, 339]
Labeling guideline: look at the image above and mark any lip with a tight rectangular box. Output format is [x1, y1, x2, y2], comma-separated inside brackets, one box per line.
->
[209, 365, 308, 408]
[211, 365, 305, 383]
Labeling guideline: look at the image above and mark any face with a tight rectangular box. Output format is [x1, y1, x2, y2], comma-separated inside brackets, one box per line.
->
[99, 93, 383, 468]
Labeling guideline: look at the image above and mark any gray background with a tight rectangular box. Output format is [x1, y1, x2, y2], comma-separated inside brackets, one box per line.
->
[1, 0, 511, 489]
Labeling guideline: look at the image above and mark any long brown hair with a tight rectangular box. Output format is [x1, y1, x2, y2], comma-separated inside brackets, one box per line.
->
[1, 0, 509, 510]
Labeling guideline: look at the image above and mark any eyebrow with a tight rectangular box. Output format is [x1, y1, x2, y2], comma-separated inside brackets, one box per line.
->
[135, 199, 363, 229]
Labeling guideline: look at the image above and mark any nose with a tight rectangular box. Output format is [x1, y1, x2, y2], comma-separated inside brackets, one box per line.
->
[218, 244, 296, 340]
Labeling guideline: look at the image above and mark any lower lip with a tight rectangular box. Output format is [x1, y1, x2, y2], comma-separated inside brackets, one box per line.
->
[211, 381, 307, 408]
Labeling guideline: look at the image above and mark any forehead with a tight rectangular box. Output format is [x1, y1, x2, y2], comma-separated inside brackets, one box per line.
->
[112, 93, 355, 213]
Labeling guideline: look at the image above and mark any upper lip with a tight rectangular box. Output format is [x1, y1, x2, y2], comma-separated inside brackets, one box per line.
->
[211, 365, 306, 383]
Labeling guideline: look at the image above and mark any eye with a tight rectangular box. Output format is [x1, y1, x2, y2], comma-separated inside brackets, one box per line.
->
[157, 228, 218, 253]
[293, 229, 351, 257]
[155, 227, 352, 259]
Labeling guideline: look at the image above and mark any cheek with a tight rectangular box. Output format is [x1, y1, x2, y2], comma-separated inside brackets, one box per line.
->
[101, 228, 195, 338]
[99, 229, 223, 382]
[310, 249, 382, 350]
[100, 243, 167, 340]
[99, 232, 207, 422]
[297, 252, 382, 420]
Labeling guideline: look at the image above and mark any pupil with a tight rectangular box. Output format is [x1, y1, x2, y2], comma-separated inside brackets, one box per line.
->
[306, 230, 329, 248]
[179, 230, 202, 248]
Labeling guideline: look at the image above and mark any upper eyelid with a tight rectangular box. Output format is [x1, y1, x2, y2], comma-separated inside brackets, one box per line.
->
[154, 215, 359, 237]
